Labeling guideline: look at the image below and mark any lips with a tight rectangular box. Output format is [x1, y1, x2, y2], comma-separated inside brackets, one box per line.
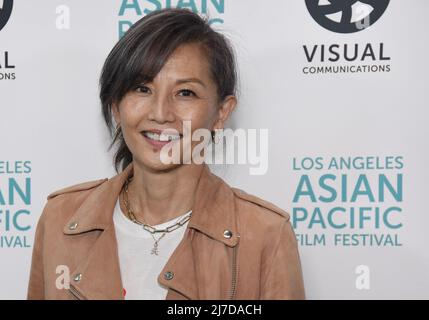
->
[141, 131, 181, 142]
[140, 129, 182, 149]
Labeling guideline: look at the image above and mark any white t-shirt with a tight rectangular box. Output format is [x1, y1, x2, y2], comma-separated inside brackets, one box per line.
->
[113, 197, 191, 300]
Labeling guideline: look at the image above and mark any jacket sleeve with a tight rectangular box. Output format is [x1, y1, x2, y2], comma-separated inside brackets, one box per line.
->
[27, 203, 47, 300]
[260, 219, 305, 299]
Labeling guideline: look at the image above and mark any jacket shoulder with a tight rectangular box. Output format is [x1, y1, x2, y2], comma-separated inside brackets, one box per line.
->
[47, 178, 108, 200]
[231, 187, 290, 221]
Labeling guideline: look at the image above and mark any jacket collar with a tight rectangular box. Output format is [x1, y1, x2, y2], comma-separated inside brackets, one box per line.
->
[63, 162, 239, 246]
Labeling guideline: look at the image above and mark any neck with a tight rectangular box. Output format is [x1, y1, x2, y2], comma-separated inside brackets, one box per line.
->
[121, 160, 205, 226]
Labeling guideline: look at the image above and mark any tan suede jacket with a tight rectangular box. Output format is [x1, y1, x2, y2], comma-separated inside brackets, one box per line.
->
[27, 162, 305, 300]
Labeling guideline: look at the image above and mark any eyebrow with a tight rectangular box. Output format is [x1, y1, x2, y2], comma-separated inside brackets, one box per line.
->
[175, 78, 206, 88]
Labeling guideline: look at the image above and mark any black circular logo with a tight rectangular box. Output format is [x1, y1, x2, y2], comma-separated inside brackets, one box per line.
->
[305, 0, 390, 33]
[0, 0, 14, 32]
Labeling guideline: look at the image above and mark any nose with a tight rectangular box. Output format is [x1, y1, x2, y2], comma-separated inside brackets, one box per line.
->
[147, 93, 175, 124]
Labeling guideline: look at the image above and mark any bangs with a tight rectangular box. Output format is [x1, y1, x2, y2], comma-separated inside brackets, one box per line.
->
[110, 15, 210, 103]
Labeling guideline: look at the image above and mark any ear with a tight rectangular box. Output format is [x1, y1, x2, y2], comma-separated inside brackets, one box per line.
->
[212, 95, 237, 130]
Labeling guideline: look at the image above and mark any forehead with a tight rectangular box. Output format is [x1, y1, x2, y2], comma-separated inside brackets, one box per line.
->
[156, 43, 211, 80]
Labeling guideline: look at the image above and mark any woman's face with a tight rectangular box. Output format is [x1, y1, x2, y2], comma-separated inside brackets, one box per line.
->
[112, 42, 236, 171]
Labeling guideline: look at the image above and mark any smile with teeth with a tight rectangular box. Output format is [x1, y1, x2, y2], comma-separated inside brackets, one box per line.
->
[142, 131, 181, 142]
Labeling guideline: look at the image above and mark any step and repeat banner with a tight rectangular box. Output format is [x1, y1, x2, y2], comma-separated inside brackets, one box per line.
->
[1, 1, 428, 299]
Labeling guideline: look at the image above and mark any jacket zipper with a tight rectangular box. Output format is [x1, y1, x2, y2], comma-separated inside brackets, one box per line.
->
[69, 285, 86, 300]
[229, 243, 238, 300]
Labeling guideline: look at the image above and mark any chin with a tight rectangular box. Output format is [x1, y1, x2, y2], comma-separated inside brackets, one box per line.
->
[138, 154, 182, 172]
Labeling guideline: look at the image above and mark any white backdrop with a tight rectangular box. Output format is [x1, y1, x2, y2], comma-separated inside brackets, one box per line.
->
[1, 0, 428, 299]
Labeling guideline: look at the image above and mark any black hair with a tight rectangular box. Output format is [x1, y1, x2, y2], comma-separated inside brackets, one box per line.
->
[99, 8, 238, 172]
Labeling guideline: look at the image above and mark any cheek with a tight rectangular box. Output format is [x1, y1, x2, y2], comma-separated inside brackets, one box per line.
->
[181, 103, 218, 129]
[119, 97, 146, 125]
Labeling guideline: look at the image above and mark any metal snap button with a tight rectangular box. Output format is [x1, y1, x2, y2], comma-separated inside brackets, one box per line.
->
[68, 222, 78, 230]
[164, 271, 174, 280]
[73, 273, 82, 282]
[223, 229, 233, 239]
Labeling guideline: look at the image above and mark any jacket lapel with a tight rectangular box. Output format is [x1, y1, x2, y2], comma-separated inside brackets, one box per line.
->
[62, 162, 239, 300]
[187, 164, 239, 247]
[63, 164, 132, 299]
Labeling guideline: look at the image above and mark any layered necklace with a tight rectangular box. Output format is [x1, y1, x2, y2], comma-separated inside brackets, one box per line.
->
[121, 176, 192, 255]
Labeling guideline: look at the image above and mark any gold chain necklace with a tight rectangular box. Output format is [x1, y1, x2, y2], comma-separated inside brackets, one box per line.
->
[121, 176, 192, 255]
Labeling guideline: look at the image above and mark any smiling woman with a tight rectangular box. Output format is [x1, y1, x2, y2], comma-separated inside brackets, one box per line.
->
[27, 8, 305, 300]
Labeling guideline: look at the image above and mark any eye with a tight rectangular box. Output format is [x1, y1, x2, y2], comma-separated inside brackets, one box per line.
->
[177, 89, 196, 97]
[135, 84, 151, 94]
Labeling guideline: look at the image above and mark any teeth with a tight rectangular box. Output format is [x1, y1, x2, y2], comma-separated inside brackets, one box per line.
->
[143, 131, 180, 141]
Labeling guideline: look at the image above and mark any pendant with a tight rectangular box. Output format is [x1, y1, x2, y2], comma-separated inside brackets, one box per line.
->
[151, 241, 159, 255]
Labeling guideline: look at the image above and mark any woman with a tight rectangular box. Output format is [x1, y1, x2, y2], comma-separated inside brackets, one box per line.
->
[27, 8, 305, 300]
